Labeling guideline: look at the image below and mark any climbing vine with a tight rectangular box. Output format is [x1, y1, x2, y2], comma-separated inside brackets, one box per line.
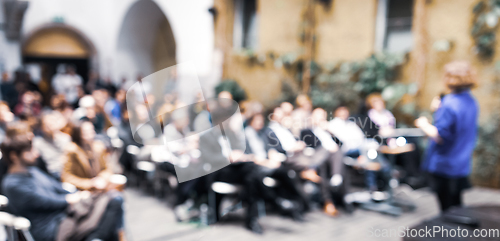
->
[472, 61, 500, 187]
[471, 0, 500, 60]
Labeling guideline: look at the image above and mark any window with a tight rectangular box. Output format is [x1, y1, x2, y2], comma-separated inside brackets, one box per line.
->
[375, 0, 413, 52]
[233, 0, 258, 50]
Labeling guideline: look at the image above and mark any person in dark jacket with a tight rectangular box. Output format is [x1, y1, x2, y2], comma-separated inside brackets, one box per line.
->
[1, 122, 125, 241]
[299, 108, 345, 216]
[0, 72, 18, 110]
[415, 61, 479, 212]
[244, 113, 309, 219]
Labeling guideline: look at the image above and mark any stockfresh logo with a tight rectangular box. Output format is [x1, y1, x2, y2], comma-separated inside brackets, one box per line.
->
[125, 63, 246, 182]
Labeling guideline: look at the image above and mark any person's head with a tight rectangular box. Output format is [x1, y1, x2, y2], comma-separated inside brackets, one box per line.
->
[218, 91, 233, 100]
[41, 111, 66, 136]
[366, 93, 385, 111]
[311, 108, 327, 127]
[0, 132, 36, 168]
[217, 91, 234, 109]
[133, 104, 149, 123]
[51, 94, 65, 111]
[66, 65, 76, 75]
[115, 89, 126, 104]
[79, 95, 97, 119]
[296, 94, 312, 112]
[272, 107, 284, 123]
[71, 121, 95, 147]
[92, 88, 109, 108]
[5, 121, 33, 140]
[280, 102, 294, 116]
[171, 109, 189, 130]
[0, 101, 14, 123]
[21, 91, 35, 105]
[443, 61, 477, 91]
[248, 113, 265, 131]
[334, 106, 350, 121]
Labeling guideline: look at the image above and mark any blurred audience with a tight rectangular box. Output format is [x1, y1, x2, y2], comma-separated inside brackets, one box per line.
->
[0, 62, 433, 237]
[1, 122, 125, 241]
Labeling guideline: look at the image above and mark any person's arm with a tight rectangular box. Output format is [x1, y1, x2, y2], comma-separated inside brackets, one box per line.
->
[415, 106, 455, 144]
[60, 148, 94, 190]
[415, 117, 440, 139]
[96, 151, 113, 180]
[5, 181, 68, 211]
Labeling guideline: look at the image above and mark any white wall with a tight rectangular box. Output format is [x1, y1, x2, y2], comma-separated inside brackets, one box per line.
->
[18, 0, 216, 88]
[0, 0, 22, 74]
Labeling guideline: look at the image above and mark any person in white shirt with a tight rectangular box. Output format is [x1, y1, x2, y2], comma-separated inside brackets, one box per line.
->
[328, 106, 366, 156]
[52, 65, 83, 106]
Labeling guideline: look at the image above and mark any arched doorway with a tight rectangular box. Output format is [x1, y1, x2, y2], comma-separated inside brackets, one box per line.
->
[22, 24, 96, 104]
[116, 0, 176, 81]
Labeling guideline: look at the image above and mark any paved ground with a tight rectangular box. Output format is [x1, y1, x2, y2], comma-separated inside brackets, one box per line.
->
[123, 186, 500, 241]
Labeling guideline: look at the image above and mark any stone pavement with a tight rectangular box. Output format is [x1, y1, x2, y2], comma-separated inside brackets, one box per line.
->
[123, 187, 500, 241]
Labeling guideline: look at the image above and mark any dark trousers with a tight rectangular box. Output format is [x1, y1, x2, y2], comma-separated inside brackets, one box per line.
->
[85, 195, 124, 241]
[159, 162, 202, 206]
[206, 162, 261, 223]
[255, 165, 309, 212]
[429, 174, 470, 212]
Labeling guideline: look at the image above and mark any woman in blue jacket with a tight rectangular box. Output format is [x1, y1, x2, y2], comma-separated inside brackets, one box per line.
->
[415, 61, 478, 212]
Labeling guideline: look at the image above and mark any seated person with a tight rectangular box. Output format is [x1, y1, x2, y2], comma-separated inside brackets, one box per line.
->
[299, 108, 344, 216]
[328, 106, 365, 157]
[61, 121, 113, 191]
[363, 93, 396, 138]
[244, 113, 309, 218]
[77, 95, 111, 135]
[199, 123, 265, 233]
[159, 110, 205, 215]
[1, 123, 125, 241]
[117, 104, 142, 173]
[363, 94, 422, 186]
[33, 111, 72, 178]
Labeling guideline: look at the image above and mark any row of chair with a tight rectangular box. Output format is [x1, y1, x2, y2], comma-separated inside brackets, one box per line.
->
[0, 195, 34, 241]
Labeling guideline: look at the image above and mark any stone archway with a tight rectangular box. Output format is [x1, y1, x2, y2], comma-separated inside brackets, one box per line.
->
[22, 23, 97, 103]
[116, 0, 176, 81]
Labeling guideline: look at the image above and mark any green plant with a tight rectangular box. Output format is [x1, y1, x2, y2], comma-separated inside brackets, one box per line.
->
[472, 61, 500, 187]
[309, 52, 415, 120]
[474, 113, 500, 186]
[471, 0, 500, 60]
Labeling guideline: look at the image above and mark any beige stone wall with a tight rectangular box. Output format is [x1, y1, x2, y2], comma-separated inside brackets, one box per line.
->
[214, 0, 303, 105]
[214, 0, 498, 120]
[258, 0, 304, 54]
[315, 0, 377, 63]
[415, 0, 497, 121]
[214, 0, 379, 106]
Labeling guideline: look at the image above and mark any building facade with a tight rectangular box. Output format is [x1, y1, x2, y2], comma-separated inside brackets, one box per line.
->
[1, 0, 219, 100]
[213, 0, 499, 121]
